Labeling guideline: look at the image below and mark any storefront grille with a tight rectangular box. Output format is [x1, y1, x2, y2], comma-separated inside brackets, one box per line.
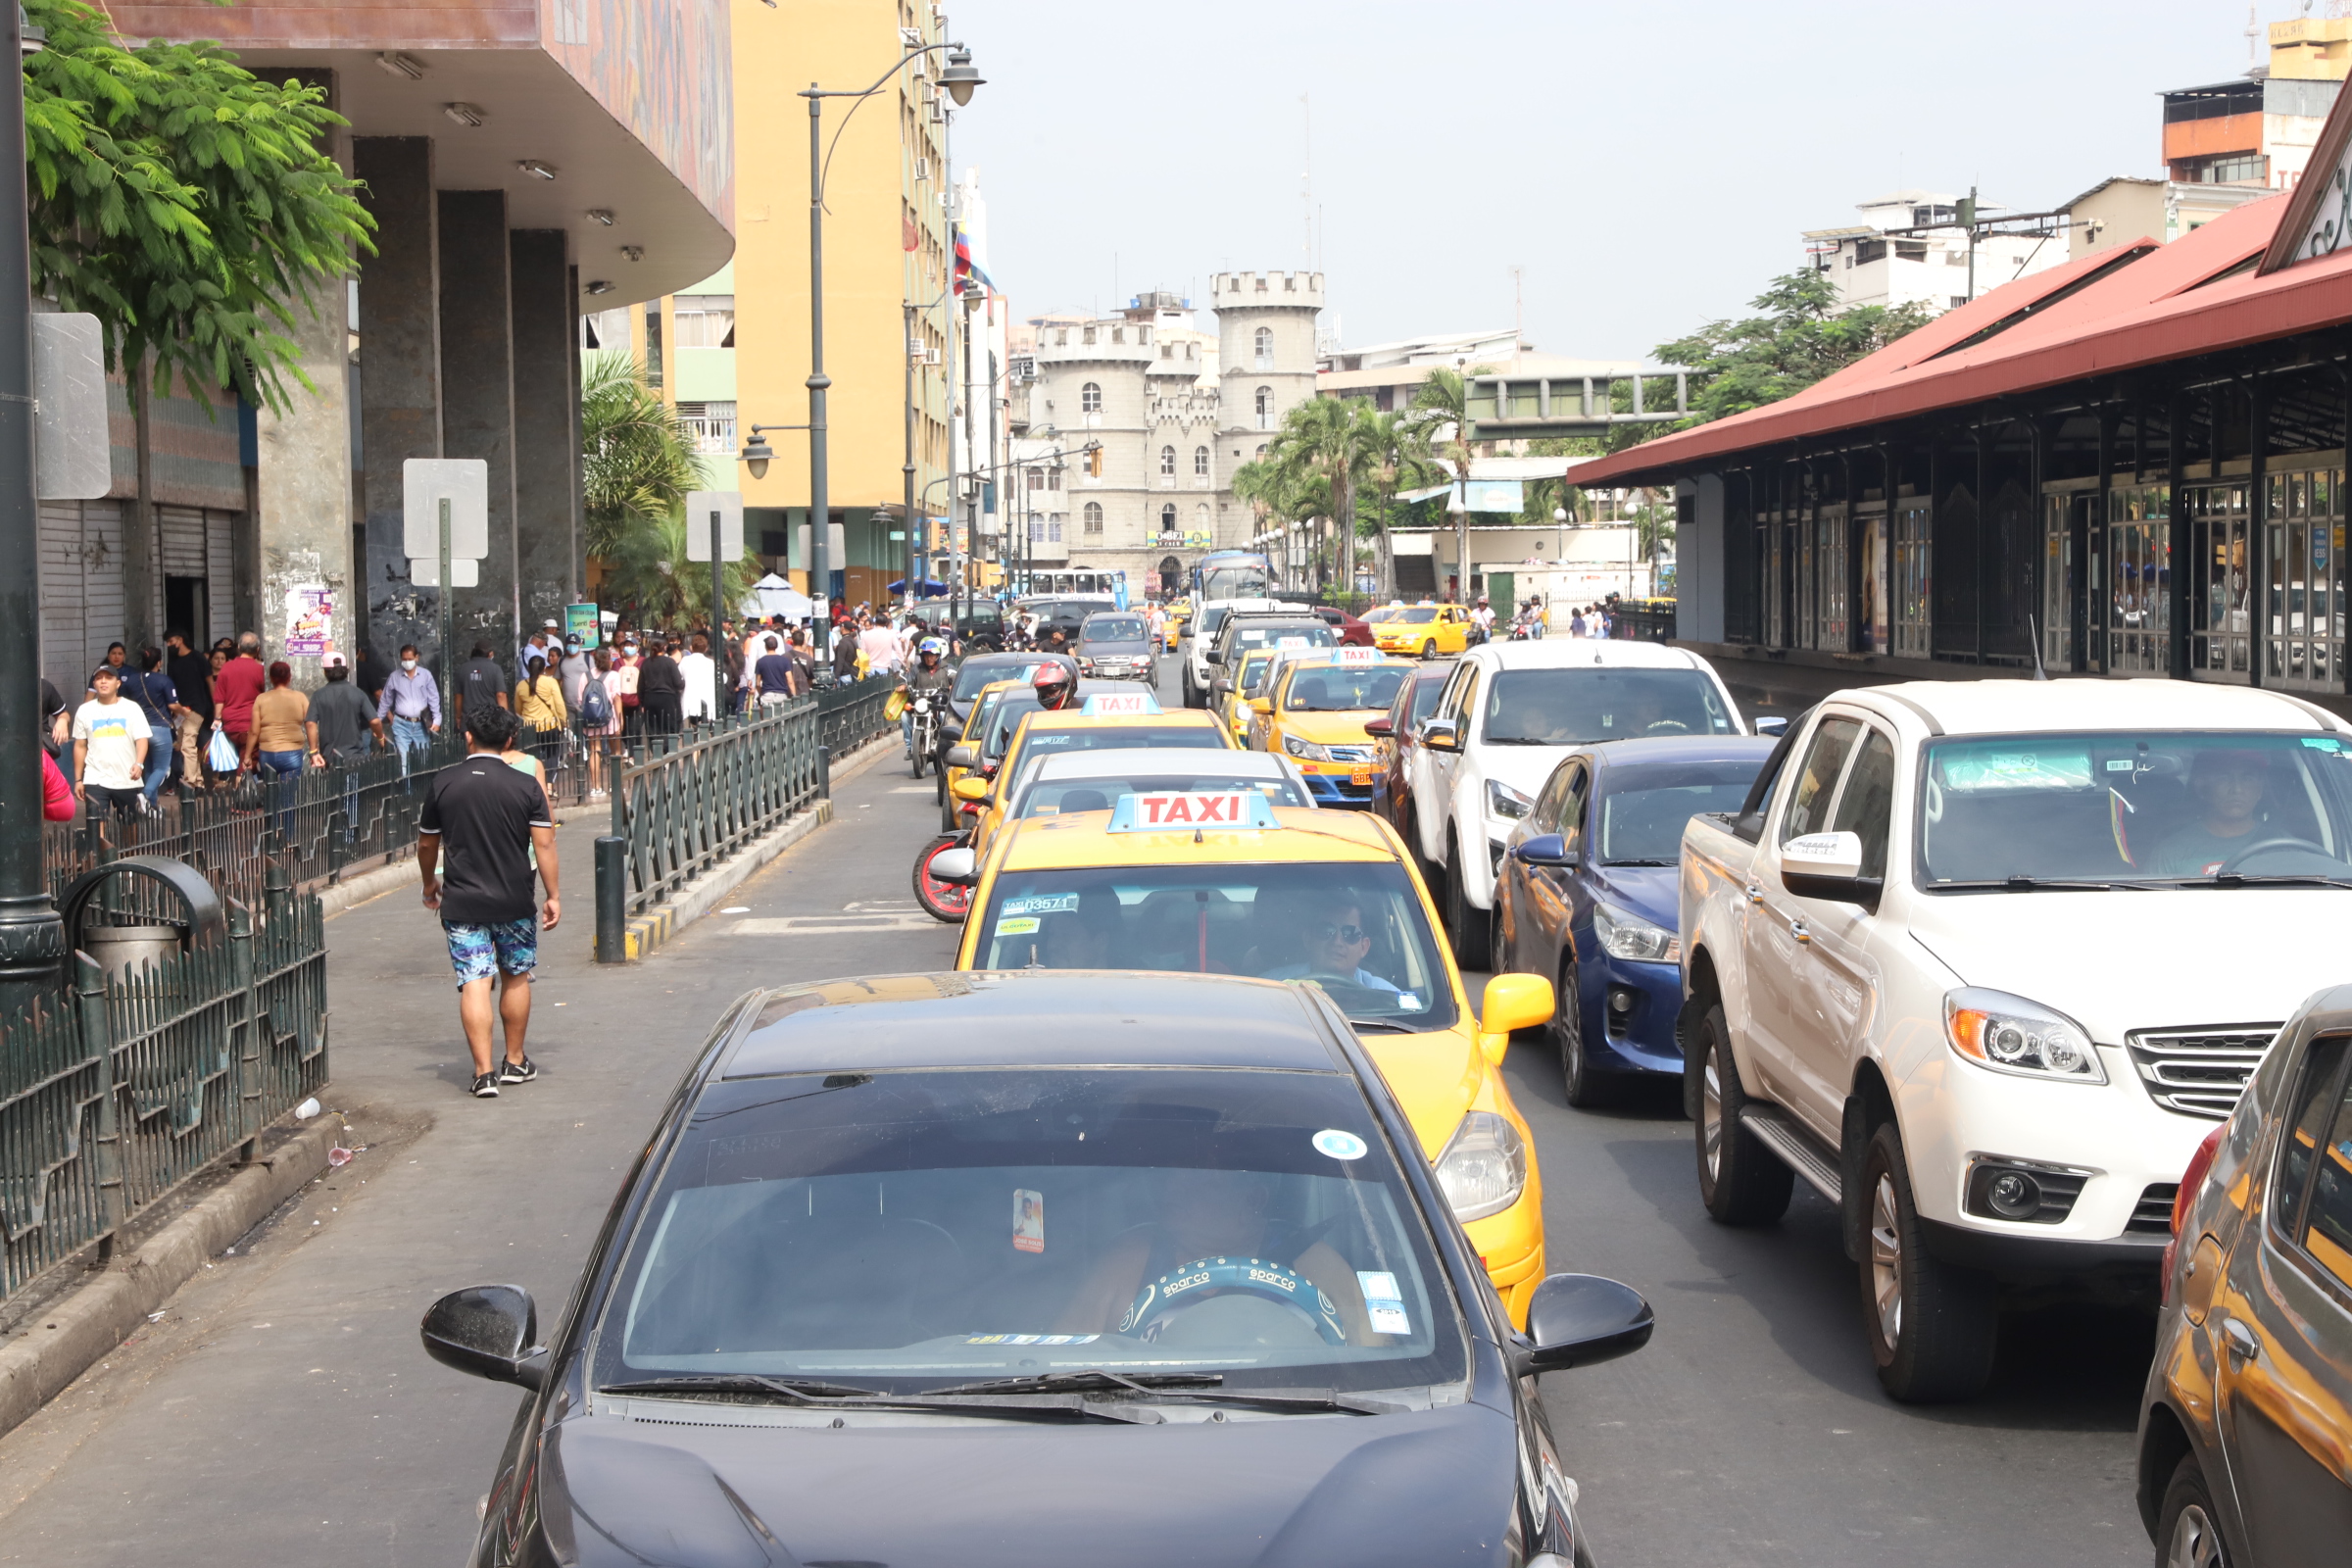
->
[2188, 482, 2254, 678]
[2263, 466, 2344, 691]
[2110, 482, 2172, 675]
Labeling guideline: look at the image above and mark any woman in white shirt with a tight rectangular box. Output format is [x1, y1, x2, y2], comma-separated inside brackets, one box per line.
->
[679, 633, 718, 723]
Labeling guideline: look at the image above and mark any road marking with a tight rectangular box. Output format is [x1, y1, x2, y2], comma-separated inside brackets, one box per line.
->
[731, 915, 948, 934]
[888, 786, 938, 795]
[843, 900, 922, 912]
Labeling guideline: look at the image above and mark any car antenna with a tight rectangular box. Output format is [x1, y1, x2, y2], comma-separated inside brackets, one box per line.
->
[2028, 615, 2049, 681]
[1195, 825, 1204, 844]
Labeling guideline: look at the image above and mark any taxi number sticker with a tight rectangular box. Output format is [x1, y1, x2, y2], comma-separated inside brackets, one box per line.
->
[996, 916, 1040, 936]
[1013, 1189, 1045, 1252]
[1086, 691, 1153, 715]
[1003, 894, 1080, 915]
[1357, 1271, 1411, 1336]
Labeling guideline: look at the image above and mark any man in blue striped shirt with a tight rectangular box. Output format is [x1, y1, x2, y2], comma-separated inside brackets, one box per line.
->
[376, 643, 443, 775]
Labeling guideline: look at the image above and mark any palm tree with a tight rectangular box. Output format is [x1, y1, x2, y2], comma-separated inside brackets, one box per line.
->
[1354, 409, 1438, 602]
[1405, 367, 1487, 601]
[1263, 395, 1384, 597]
[582, 353, 700, 561]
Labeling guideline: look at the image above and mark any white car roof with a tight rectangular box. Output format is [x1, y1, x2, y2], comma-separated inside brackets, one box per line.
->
[1026, 748, 1298, 783]
[1842, 677, 2352, 738]
[1464, 639, 1711, 672]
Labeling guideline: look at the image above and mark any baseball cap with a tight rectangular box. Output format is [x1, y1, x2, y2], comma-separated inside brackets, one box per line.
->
[543, 617, 561, 629]
[321, 652, 348, 669]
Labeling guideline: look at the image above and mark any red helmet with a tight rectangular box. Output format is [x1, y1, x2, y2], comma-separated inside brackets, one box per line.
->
[1033, 662, 1075, 708]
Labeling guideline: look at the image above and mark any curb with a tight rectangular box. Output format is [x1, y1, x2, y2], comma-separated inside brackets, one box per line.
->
[317, 852, 418, 920]
[0, 1116, 340, 1444]
[615, 732, 894, 961]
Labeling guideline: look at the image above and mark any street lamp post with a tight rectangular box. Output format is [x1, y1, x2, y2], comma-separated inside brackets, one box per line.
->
[739, 40, 981, 661]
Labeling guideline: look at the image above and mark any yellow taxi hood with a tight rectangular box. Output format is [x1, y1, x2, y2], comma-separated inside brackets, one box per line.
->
[1361, 1034, 1488, 1157]
[1279, 710, 1385, 746]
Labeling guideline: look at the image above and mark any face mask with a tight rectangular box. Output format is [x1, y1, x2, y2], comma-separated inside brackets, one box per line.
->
[400, 659, 417, 671]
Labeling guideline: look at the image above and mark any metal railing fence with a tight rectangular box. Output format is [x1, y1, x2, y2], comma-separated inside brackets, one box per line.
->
[1, 878, 329, 1308]
[610, 701, 825, 918]
[816, 675, 894, 756]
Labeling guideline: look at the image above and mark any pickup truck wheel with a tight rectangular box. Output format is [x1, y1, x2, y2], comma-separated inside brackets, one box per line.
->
[1555, 957, 1617, 1108]
[1692, 1005, 1792, 1224]
[1442, 829, 1491, 970]
[1859, 1121, 1998, 1402]
[2156, 1454, 2230, 1568]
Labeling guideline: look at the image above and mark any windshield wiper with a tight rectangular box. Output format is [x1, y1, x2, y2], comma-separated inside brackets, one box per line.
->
[2201, 872, 2352, 889]
[1480, 736, 1556, 746]
[1930, 876, 2131, 892]
[926, 1369, 1220, 1396]
[1603, 858, 1673, 867]
[601, 1375, 1155, 1424]
[931, 1369, 1392, 1415]
[1345, 1017, 1416, 1032]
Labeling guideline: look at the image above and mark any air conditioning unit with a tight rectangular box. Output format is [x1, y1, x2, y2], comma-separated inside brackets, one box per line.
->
[914, 158, 931, 181]
[923, 347, 943, 366]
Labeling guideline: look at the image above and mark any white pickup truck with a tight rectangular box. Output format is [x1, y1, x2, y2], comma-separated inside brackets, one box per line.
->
[1676, 678, 2352, 1402]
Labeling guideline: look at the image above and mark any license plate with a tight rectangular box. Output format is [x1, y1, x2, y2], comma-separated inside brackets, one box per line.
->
[1350, 767, 1373, 786]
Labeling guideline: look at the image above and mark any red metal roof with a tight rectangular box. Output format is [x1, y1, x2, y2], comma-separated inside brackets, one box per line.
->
[1574, 192, 2352, 486]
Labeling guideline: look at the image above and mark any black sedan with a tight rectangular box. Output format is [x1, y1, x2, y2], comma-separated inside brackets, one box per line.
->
[422, 970, 1652, 1567]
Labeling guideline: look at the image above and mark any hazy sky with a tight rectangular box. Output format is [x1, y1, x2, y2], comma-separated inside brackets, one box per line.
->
[951, 0, 2289, 361]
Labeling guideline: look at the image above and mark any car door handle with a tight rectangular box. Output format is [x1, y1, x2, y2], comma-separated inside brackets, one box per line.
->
[2222, 1318, 2259, 1363]
[1788, 918, 1810, 944]
[1744, 882, 1764, 905]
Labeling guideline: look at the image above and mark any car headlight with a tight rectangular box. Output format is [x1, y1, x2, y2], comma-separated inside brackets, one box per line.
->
[1488, 779, 1535, 821]
[1592, 900, 1678, 963]
[1284, 733, 1335, 762]
[1943, 988, 2106, 1084]
[1434, 1110, 1528, 1222]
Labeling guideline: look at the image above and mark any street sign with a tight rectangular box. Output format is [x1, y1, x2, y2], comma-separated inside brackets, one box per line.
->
[564, 603, 600, 649]
[408, 556, 479, 587]
[683, 491, 745, 562]
[402, 459, 490, 561]
[31, 314, 110, 501]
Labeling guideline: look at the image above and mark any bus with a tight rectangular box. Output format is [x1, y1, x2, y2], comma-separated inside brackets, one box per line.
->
[1013, 567, 1126, 600]
[1190, 549, 1272, 604]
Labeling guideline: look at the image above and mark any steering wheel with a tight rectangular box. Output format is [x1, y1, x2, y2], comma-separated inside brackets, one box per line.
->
[1120, 1256, 1347, 1345]
[2217, 836, 2345, 875]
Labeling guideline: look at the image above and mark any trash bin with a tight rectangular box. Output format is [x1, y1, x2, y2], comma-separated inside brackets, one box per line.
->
[79, 922, 187, 981]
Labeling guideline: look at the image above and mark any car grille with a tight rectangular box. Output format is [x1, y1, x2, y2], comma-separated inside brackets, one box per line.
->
[2125, 1025, 2279, 1120]
[2128, 1183, 2180, 1236]
[1324, 744, 1372, 762]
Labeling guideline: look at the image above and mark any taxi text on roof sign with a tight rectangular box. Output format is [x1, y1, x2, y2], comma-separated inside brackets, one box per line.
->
[1106, 791, 1284, 832]
[1081, 691, 1162, 717]
[1327, 646, 1382, 665]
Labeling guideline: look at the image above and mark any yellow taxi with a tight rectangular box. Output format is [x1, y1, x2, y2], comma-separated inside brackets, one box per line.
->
[939, 792, 1554, 1324]
[1371, 602, 1474, 660]
[1245, 648, 1416, 809]
[1161, 599, 1191, 650]
[941, 677, 1028, 832]
[1215, 647, 1287, 744]
[951, 691, 1236, 859]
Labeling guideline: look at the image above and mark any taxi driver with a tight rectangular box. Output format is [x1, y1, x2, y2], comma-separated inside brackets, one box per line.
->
[1260, 891, 1399, 993]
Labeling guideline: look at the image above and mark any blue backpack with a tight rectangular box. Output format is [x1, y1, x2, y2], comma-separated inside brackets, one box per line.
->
[578, 676, 612, 728]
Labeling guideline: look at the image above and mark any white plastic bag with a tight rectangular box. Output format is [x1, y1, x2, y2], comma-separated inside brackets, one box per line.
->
[206, 724, 239, 772]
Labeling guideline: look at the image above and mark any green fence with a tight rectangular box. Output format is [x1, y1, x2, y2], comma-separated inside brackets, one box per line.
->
[0, 876, 328, 1307]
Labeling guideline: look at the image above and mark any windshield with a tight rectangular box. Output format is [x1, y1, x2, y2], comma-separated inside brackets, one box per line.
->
[1598, 761, 1769, 863]
[1081, 616, 1148, 644]
[1015, 770, 1311, 818]
[1364, 607, 1405, 624]
[982, 693, 1050, 761]
[1233, 623, 1336, 656]
[974, 861, 1457, 1032]
[1285, 665, 1410, 712]
[1402, 672, 1446, 727]
[1195, 606, 1232, 640]
[1239, 653, 1283, 697]
[1393, 609, 1439, 624]
[1919, 731, 2352, 886]
[1481, 668, 1737, 745]
[955, 662, 1050, 703]
[1200, 563, 1270, 600]
[594, 1066, 1463, 1394]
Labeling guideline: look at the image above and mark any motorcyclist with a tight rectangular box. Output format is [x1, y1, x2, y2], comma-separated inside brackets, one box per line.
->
[900, 636, 956, 759]
[1032, 662, 1079, 712]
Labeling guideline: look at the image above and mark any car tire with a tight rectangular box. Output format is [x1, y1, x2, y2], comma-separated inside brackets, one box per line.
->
[1442, 828, 1491, 971]
[1555, 956, 1617, 1109]
[1858, 1120, 1998, 1403]
[1691, 1004, 1793, 1225]
[1488, 878, 1512, 977]
[1421, 639, 1437, 661]
[2155, 1454, 2230, 1568]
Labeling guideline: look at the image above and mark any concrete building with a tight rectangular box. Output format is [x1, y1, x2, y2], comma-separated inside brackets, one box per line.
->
[96, 0, 733, 693]
[2158, 15, 2348, 192]
[1804, 191, 2067, 314]
[1014, 271, 1322, 595]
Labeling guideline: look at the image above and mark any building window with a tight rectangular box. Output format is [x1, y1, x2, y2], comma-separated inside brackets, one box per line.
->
[1083, 502, 1103, 535]
[1049, 465, 1062, 491]
[1081, 382, 1102, 414]
[1255, 444, 1267, 459]
[1026, 466, 1044, 491]
[674, 401, 737, 456]
[1159, 503, 1178, 538]
[1194, 445, 1209, 477]
[1160, 445, 1176, 475]
[1253, 324, 1274, 370]
[1195, 502, 1209, 536]
[1054, 328, 1068, 346]
[1082, 325, 1098, 345]
[1892, 501, 1931, 659]
[643, 303, 664, 387]
[672, 295, 735, 348]
[1254, 386, 1273, 429]
[1049, 514, 1063, 542]
[1084, 447, 1103, 479]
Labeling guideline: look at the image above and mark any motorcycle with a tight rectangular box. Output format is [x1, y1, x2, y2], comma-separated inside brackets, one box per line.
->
[908, 693, 939, 780]
[912, 829, 974, 923]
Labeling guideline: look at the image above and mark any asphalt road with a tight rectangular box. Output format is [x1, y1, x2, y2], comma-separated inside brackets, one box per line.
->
[0, 659, 2159, 1568]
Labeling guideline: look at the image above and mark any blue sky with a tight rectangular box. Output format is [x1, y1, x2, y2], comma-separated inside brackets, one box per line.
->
[951, 0, 2291, 359]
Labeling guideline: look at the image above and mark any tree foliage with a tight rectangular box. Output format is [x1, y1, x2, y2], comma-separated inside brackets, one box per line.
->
[24, 0, 373, 410]
[581, 353, 755, 626]
[1233, 396, 1440, 598]
[1654, 269, 1934, 427]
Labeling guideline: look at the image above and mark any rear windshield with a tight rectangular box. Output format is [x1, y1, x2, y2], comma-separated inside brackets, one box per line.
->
[955, 662, 1052, 703]
[1597, 760, 1772, 864]
[1016, 770, 1311, 817]
[1232, 623, 1336, 655]
[1082, 616, 1148, 643]
[1018, 725, 1230, 761]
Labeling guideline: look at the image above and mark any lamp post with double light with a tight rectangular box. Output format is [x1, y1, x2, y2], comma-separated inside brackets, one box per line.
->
[736, 40, 982, 660]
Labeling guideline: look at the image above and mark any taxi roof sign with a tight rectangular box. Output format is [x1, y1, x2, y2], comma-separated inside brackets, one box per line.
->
[1080, 691, 1161, 717]
[1107, 790, 1283, 832]
[1326, 646, 1383, 665]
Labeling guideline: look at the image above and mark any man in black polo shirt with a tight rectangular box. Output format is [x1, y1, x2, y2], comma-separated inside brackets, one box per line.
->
[417, 708, 559, 1099]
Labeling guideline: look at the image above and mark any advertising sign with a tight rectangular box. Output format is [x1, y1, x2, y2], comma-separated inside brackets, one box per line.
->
[565, 603, 601, 650]
[283, 585, 333, 658]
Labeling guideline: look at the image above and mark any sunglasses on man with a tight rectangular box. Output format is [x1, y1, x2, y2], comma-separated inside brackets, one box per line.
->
[1309, 922, 1368, 945]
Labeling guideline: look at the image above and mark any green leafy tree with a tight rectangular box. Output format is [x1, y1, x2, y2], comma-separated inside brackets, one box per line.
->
[1654, 269, 1933, 428]
[580, 354, 753, 626]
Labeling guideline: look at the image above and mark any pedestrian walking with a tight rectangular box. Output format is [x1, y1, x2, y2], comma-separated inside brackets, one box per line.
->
[678, 633, 717, 724]
[87, 640, 127, 694]
[310, 654, 379, 839]
[455, 642, 510, 727]
[119, 646, 183, 808]
[40, 747, 74, 821]
[72, 664, 150, 822]
[514, 654, 568, 779]
[557, 635, 591, 711]
[754, 634, 799, 706]
[637, 637, 684, 734]
[377, 643, 444, 774]
[611, 637, 642, 739]
[416, 706, 558, 1099]
[166, 631, 214, 792]
[579, 648, 621, 799]
[214, 634, 267, 765]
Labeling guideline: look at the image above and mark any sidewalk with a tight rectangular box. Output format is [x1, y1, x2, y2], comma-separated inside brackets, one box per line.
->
[0, 739, 948, 1565]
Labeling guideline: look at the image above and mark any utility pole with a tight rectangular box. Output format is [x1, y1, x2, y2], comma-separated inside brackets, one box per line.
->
[0, 4, 64, 1013]
[804, 84, 833, 660]
[1961, 185, 1979, 304]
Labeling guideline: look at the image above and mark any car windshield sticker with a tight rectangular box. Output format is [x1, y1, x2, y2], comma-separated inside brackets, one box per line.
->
[2105, 759, 2134, 772]
[995, 916, 1040, 937]
[1312, 1128, 1368, 1160]
[1003, 894, 1080, 916]
[1278, 635, 1310, 648]
[1357, 1271, 1411, 1336]
[963, 1334, 1099, 1345]
[1934, 741, 2092, 792]
[1396, 992, 1420, 1009]
[2304, 736, 2344, 750]
[1013, 1189, 1044, 1252]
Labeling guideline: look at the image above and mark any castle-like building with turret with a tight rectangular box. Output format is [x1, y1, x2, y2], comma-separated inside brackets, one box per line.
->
[1009, 270, 1324, 594]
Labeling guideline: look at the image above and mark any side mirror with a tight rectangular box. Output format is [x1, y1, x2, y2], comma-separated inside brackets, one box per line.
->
[1422, 718, 1460, 753]
[1753, 714, 1789, 737]
[1204, 650, 1225, 665]
[1478, 972, 1555, 1063]
[1780, 829, 1881, 907]
[1249, 697, 1272, 714]
[1363, 715, 1394, 737]
[952, 776, 989, 803]
[945, 744, 978, 769]
[1517, 1273, 1654, 1375]
[1513, 833, 1574, 867]
[420, 1284, 547, 1388]
[928, 846, 978, 884]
